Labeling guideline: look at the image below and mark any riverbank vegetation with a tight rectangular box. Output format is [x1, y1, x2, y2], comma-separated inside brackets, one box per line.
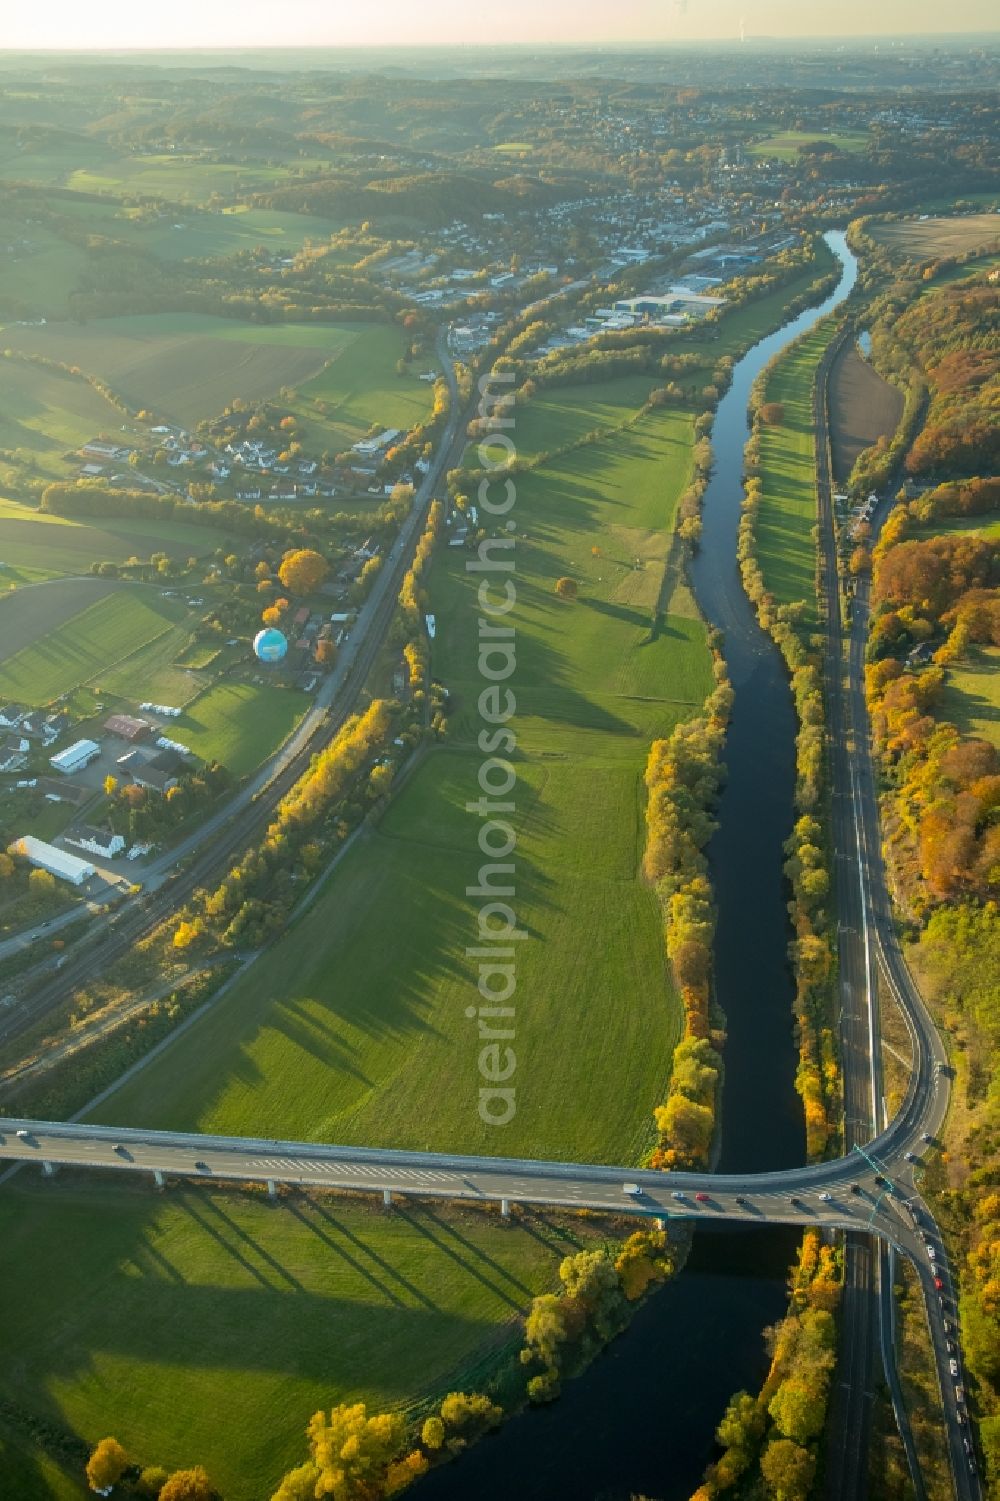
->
[643, 642, 732, 1168]
[687, 1231, 843, 1501]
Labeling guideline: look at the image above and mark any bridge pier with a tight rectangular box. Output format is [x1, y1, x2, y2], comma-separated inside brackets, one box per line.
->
[41, 1161, 56, 1177]
[500, 1197, 511, 1220]
[153, 1169, 165, 1190]
[382, 1188, 393, 1211]
[267, 1179, 277, 1201]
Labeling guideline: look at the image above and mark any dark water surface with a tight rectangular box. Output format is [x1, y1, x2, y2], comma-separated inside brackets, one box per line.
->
[419, 232, 858, 1501]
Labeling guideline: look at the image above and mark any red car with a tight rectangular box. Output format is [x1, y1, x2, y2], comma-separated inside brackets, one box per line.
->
[694, 1192, 710, 1203]
[934, 1277, 944, 1290]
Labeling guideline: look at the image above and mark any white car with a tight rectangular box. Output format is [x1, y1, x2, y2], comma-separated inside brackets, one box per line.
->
[928, 1246, 937, 1261]
[950, 1360, 960, 1378]
[15, 1129, 30, 1140]
[818, 1192, 833, 1202]
[622, 1183, 642, 1198]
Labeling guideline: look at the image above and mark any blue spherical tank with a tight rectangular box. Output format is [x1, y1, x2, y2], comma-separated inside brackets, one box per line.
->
[253, 627, 288, 664]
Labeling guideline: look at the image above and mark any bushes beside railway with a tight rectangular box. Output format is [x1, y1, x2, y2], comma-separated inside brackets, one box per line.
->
[177, 698, 395, 950]
[642, 647, 732, 1169]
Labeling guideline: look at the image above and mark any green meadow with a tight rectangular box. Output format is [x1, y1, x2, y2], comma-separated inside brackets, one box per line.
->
[753, 320, 835, 623]
[0, 1174, 586, 1501]
[940, 647, 1000, 750]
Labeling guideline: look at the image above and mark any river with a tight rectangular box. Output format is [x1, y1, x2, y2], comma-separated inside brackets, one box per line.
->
[418, 231, 858, 1501]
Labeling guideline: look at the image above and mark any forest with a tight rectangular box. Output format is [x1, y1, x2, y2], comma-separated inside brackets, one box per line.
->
[860, 260, 1000, 1483]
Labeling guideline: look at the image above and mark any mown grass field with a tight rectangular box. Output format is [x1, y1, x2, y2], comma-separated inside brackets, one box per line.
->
[748, 129, 869, 160]
[940, 647, 1000, 749]
[176, 681, 305, 775]
[6, 315, 358, 429]
[0, 1174, 587, 1501]
[0, 497, 243, 588]
[753, 319, 835, 622]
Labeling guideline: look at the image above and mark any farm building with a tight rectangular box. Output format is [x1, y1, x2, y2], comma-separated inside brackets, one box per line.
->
[66, 827, 126, 859]
[50, 739, 100, 775]
[15, 835, 95, 886]
[118, 747, 185, 794]
[104, 713, 154, 742]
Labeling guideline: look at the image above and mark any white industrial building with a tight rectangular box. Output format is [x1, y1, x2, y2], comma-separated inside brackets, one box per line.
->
[50, 739, 100, 775]
[15, 835, 95, 886]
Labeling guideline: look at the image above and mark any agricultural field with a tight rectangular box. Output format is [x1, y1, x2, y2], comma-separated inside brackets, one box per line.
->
[290, 324, 434, 453]
[0, 585, 194, 708]
[828, 340, 904, 486]
[0, 1173, 588, 1501]
[868, 213, 1000, 261]
[137, 206, 339, 263]
[0, 358, 126, 488]
[6, 315, 357, 430]
[0, 498, 241, 588]
[753, 319, 834, 621]
[748, 129, 869, 159]
[940, 647, 1000, 749]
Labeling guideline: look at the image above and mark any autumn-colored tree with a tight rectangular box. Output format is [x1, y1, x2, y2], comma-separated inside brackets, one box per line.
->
[261, 606, 282, 628]
[137, 1466, 169, 1498]
[760, 1439, 816, 1501]
[104, 774, 118, 797]
[305, 1401, 409, 1498]
[257, 578, 276, 595]
[28, 868, 56, 894]
[849, 545, 870, 575]
[173, 919, 201, 951]
[315, 638, 337, 666]
[279, 549, 329, 595]
[0, 852, 15, 880]
[554, 576, 578, 601]
[86, 1437, 129, 1492]
[158, 1467, 215, 1501]
[759, 401, 785, 425]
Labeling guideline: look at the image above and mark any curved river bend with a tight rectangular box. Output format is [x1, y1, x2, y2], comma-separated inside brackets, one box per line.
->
[419, 232, 858, 1501]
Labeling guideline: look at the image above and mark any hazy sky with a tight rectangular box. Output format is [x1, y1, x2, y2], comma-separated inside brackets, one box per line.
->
[4, 0, 997, 50]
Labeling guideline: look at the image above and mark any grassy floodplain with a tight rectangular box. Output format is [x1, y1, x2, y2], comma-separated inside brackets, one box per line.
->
[752, 320, 836, 624]
[0, 1175, 587, 1501]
